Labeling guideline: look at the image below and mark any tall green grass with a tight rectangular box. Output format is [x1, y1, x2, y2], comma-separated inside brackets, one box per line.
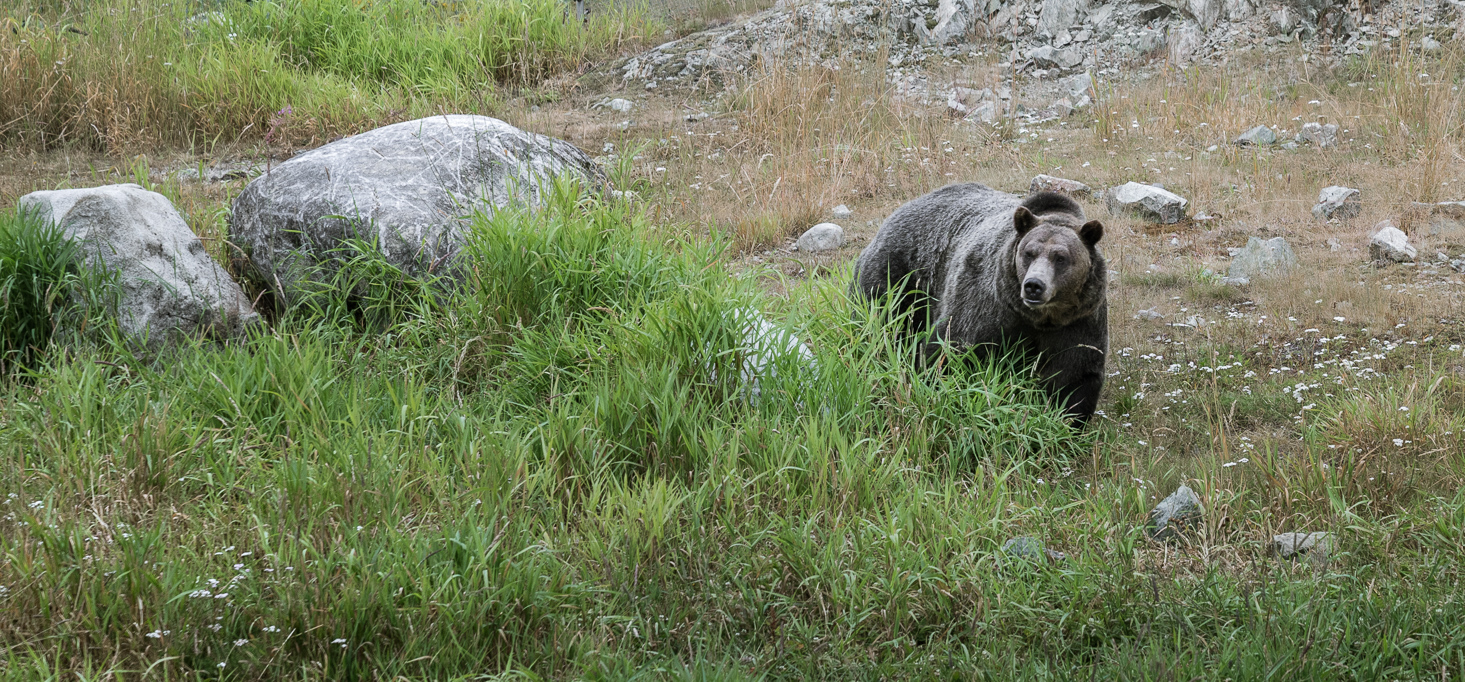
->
[0, 208, 115, 375]
[0, 0, 659, 151]
[3, 183, 1465, 679]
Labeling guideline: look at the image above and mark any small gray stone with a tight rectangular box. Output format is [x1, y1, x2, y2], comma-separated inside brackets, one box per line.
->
[1149, 485, 1203, 541]
[18, 184, 259, 345]
[1227, 236, 1297, 280]
[1422, 36, 1443, 54]
[795, 222, 845, 252]
[1001, 536, 1066, 562]
[1369, 221, 1416, 263]
[1135, 308, 1165, 320]
[1234, 125, 1277, 146]
[1030, 174, 1092, 197]
[1312, 186, 1361, 221]
[1104, 182, 1188, 224]
[1272, 531, 1332, 559]
[1295, 122, 1338, 147]
[831, 204, 852, 218]
[608, 98, 633, 112]
[725, 307, 816, 403]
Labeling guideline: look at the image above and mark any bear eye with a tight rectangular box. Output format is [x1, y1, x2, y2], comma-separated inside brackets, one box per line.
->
[1053, 253, 1068, 264]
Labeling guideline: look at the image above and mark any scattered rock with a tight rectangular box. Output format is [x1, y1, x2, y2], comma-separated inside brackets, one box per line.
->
[830, 204, 852, 218]
[1000, 536, 1066, 563]
[1369, 221, 1416, 263]
[728, 307, 817, 402]
[608, 98, 633, 112]
[18, 184, 259, 344]
[1312, 186, 1361, 221]
[968, 100, 999, 124]
[1030, 174, 1092, 198]
[1029, 45, 1083, 70]
[1294, 122, 1338, 147]
[1135, 308, 1165, 320]
[1425, 201, 1465, 238]
[948, 86, 996, 117]
[231, 115, 603, 300]
[1272, 531, 1332, 559]
[1450, 258, 1465, 273]
[1227, 236, 1298, 281]
[795, 222, 845, 252]
[1148, 485, 1203, 541]
[1422, 36, 1443, 53]
[1269, 6, 1297, 34]
[1104, 182, 1189, 224]
[1234, 125, 1277, 146]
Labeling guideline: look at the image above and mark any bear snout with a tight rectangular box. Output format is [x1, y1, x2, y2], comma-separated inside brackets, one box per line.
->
[1022, 277, 1049, 304]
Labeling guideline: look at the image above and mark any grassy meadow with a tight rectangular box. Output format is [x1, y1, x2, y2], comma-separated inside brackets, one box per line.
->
[5, 0, 1465, 679]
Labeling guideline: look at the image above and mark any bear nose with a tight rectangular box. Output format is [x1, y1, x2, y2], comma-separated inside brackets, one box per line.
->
[1023, 278, 1046, 299]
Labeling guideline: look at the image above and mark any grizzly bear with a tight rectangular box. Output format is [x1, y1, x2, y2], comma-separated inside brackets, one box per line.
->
[852, 183, 1108, 425]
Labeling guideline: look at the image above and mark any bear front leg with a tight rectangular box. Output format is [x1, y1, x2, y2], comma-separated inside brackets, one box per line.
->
[1038, 342, 1106, 427]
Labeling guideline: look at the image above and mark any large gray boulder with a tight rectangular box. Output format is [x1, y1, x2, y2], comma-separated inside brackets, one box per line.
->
[231, 115, 603, 300]
[18, 184, 258, 345]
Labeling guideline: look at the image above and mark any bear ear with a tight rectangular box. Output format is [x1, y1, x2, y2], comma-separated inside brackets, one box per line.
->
[1013, 206, 1038, 236]
[1079, 219, 1104, 247]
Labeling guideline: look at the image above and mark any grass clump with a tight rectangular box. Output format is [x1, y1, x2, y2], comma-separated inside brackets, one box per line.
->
[0, 208, 113, 374]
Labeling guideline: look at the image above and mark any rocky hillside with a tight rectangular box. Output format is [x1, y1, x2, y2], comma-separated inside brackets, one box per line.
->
[593, 0, 1455, 115]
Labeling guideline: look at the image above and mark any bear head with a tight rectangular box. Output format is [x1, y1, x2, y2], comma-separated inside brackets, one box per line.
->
[1011, 198, 1103, 310]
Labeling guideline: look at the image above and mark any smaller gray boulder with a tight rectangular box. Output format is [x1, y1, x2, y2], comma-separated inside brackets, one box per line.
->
[1295, 122, 1338, 147]
[1227, 236, 1297, 281]
[1149, 485, 1203, 541]
[1369, 221, 1416, 263]
[1312, 186, 1361, 221]
[830, 204, 853, 219]
[17, 184, 259, 345]
[795, 223, 845, 252]
[1030, 174, 1092, 198]
[1272, 532, 1332, 559]
[1234, 125, 1277, 146]
[1105, 182, 1188, 224]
